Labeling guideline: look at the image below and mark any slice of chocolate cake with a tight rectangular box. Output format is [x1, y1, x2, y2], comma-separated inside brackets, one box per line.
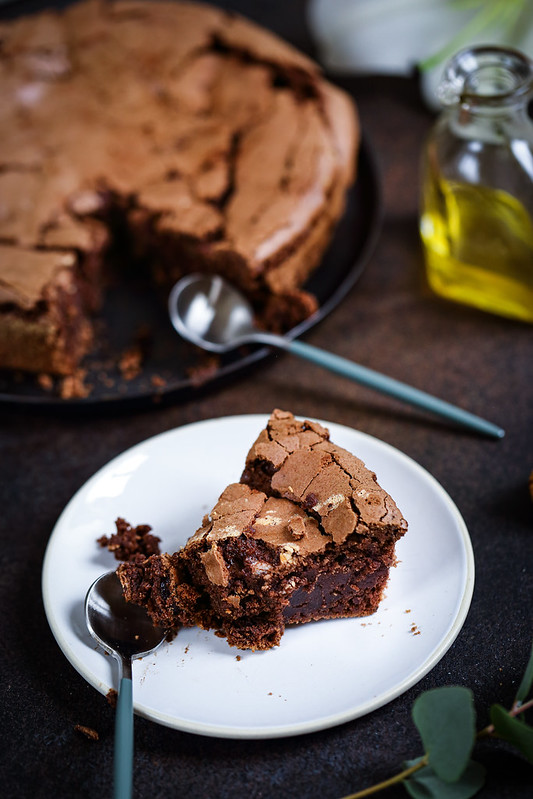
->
[117, 411, 407, 651]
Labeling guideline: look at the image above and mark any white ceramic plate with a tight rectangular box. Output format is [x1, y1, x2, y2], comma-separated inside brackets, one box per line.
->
[42, 415, 474, 739]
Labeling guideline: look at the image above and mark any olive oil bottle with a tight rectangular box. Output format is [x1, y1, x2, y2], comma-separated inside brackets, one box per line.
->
[420, 46, 533, 323]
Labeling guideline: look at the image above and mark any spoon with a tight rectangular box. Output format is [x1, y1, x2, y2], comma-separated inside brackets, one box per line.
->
[85, 571, 166, 799]
[168, 273, 504, 439]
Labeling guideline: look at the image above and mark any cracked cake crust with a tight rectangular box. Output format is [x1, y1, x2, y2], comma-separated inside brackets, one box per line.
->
[0, 0, 359, 375]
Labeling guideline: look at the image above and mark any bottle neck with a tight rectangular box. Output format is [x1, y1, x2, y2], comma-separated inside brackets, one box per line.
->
[438, 46, 533, 120]
[444, 97, 533, 146]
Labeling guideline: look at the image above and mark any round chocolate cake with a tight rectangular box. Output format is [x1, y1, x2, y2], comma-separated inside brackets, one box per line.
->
[0, 0, 359, 376]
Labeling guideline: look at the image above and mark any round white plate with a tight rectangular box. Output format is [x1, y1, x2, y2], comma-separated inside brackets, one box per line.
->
[42, 414, 474, 739]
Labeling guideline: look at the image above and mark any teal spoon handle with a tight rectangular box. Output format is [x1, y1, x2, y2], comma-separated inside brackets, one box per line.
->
[283, 338, 504, 439]
[114, 676, 133, 799]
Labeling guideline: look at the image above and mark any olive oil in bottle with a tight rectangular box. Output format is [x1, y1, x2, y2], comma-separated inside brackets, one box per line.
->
[420, 175, 533, 322]
[420, 45, 533, 323]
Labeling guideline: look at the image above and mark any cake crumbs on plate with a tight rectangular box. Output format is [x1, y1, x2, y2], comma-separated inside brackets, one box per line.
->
[59, 369, 91, 399]
[97, 517, 161, 563]
[36, 373, 54, 391]
[150, 374, 167, 389]
[118, 346, 143, 381]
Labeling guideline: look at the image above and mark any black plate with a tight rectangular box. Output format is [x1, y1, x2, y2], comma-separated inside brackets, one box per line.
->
[0, 138, 382, 411]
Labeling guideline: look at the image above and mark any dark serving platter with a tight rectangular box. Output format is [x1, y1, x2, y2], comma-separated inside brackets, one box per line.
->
[0, 138, 382, 411]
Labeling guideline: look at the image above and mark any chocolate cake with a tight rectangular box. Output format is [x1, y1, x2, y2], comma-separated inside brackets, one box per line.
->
[118, 411, 407, 650]
[0, 0, 359, 376]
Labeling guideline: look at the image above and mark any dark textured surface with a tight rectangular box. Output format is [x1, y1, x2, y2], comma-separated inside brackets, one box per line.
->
[1, 2, 532, 797]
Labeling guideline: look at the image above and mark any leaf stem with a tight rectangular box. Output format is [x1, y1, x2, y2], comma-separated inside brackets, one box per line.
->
[477, 696, 533, 739]
[339, 756, 428, 799]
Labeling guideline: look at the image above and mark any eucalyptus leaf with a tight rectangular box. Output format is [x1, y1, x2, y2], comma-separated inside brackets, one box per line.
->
[412, 686, 476, 782]
[404, 760, 486, 799]
[490, 704, 533, 764]
[515, 640, 533, 704]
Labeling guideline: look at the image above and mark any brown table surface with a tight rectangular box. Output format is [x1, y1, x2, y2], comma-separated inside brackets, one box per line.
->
[2, 2, 532, 797]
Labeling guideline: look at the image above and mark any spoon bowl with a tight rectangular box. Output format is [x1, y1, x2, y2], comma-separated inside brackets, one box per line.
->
[86, 570, 166, 666]
[168, 273, 504, 439]
[168, 272, 263, 353]
[85, 571, 166, 799]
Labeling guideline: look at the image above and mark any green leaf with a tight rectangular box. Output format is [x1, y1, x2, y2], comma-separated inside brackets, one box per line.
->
[515, 640, 533, 704]
[490, 704, 533, 764]
[412, 686, 476, 782]
[418, 0, 523, 72]
[403, 760, 486, 799]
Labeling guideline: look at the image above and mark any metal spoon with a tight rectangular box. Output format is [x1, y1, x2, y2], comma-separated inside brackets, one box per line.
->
[85, 571, 166, 799]
[168, 273, 504, 439]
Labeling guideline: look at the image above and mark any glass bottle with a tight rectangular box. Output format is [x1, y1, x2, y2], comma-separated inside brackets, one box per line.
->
[419, 46, 533, 323]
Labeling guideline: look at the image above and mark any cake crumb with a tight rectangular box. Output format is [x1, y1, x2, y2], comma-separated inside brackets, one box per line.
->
[37, 373, 54, 391]
[98, 517, 161, 562]
[98, 372, 115, 389]
[75, 724, 99, 741]
[150, 374, 167, 389]
[106, 689, 118, 708]
[60, 369, 91, 399]
[186, 355, 220, 387]
[410, 624, 421, 636]
[119, 346, 143, 380]
[118, 324, 153, 381]
[235, 655, 241, 661]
